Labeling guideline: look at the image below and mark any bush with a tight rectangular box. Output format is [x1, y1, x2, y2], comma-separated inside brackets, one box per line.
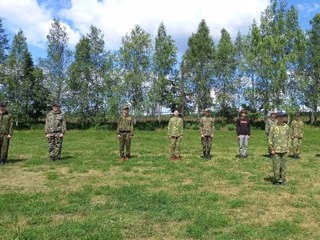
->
[226, 124, 236, 131]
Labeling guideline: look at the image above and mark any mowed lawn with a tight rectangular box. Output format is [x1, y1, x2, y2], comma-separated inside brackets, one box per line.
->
[0, 127, 319, 240]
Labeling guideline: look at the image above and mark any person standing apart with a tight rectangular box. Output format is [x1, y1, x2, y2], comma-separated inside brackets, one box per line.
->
[0, 102, 13, 165]
[200, 109, 214, 160]
[45, 103, 66, 161]
[291, 112, 304, 160]
[236, 109, 250, 159]
[168, 109, 183, 160]
[117, 105, 134, 160]
[268, 112, 290, 186]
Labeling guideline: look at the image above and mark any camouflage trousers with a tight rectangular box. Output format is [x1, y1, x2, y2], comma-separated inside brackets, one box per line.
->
[119, 132, 131, 157]
[272, 153, 287, 183]
[0, 134, 10, 161]
[170, 136, 182, 157]
[201, 136, 212, 153]
[48, 133, 63, 160]
[291, 138, 302, 155]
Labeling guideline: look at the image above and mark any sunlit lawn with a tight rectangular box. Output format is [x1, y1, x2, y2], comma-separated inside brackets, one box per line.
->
[0, 127, 319, 239]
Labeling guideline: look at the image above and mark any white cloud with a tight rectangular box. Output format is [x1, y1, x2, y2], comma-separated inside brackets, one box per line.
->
[1, 0, 270, 53]
[297, 3, 320, 16]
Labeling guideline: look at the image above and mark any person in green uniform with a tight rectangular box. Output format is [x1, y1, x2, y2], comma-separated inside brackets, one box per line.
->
[200, 109, 214, 160]
[45, 103, 66, 161]
[291, 112, 304, 159]
[0, 102, 13, 164]
[265, 110, 278, 156]
[268, 112, 290, 186]
[168, 109, 183, 160]
[117, 105, 134, 160]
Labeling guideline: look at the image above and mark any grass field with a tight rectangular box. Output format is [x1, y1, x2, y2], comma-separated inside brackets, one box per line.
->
[0, 127, 320, 240]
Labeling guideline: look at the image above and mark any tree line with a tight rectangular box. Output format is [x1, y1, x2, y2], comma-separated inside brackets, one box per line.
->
[0, 0, 319, 126]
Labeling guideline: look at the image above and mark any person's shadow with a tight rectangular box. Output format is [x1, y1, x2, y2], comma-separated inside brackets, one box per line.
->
[316, 154, 320, 157]
[264, 176, 274, 183]
[5, 159, 27, 164]
[59, 156, 75, 160]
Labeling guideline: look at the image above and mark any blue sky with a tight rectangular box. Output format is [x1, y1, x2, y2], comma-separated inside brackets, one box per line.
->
[0, 0, 319, 61]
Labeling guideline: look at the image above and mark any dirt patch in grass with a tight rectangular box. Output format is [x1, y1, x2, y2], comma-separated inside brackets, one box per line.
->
[51, 213, 87, 225]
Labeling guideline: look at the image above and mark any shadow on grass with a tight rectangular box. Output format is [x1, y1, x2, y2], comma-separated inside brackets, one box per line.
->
[264, 176, 274, 183]
[6, 159, 27, 164]
[316, 154, 320, 157]
[262, 154, 271, 158]
[60, 155, 75, 160]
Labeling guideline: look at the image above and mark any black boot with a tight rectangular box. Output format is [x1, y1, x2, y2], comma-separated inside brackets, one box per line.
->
[202, 151, 207, 159]
[207, 151, 211, 160]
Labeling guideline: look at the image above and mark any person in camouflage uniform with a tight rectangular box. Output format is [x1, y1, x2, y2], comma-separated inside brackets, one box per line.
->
[265, 110, 278, 156]
[0, 102, 13, 164]
[200, 109, 214, 160]
[168, 109, 183, 160]
[268, 112, 290, 186]
[291, 112, 304, 160]
[117, 105, 134, 160]
[45, 103, 66, 161]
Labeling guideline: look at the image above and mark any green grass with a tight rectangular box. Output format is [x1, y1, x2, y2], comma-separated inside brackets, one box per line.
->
[0, 127, 320, 239]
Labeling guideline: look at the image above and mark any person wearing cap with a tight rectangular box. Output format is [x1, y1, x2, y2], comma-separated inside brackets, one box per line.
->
[168, 109, 183, 160]
[200, 108, 215, 160]
[236, 109, 250, 158]
[117, 105, 134, 160]
[265, 110, 278, 156]
[268, 111, 290, 186]
[290, 112, 304, 159]
[45, 103, 66, 161]
[0, 102, 13, 164]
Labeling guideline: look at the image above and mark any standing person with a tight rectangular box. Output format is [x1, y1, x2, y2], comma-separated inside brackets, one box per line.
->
[200, 109, 214, 160]
[265, 110, 278, 156]
[236, 109, 250, 158]
[268, 112, 290, 186]
[0, 102, 13, 165]
[117, 105, 134, 160]
[291, 112, 304, 159]
[45, 103, 66, 161]
[168, 109, 183, 160]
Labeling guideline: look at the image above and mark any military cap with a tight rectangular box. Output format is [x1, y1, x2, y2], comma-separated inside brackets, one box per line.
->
[52, 102, 61, 107]
[122, 105, 129, 110]
[203, 108, 210, 112]
[0, 101, 6, 107]
[277, 111, 286, 117]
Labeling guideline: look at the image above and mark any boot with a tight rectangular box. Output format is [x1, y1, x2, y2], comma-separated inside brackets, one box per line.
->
[207, 151, 211, 160]
[202, 151, 207, 159]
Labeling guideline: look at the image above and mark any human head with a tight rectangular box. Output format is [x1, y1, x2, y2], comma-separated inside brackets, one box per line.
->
[203, 109, 210, 117]
[122, 105, 129, 115]
[240, 109, 247, 117]
[276, 111, 286, 123]
[52, 102, 61, 112]
[173, 109, 179, 117]
[0, 101, 6, 113]
[294, 112, 301, 120]
[270, 111, 276, 119]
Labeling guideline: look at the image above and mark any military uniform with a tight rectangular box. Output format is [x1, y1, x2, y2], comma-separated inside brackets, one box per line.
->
[168, 116, 183, 159]
[268, 113, 290, 185]
[200, 113, 214, 160]
[265, 116, 278, 154]
[45, 108, 66, 160]
[117, 109, 134, 159]
[291, 119, 304, 159]
[0, 105, 13, 164]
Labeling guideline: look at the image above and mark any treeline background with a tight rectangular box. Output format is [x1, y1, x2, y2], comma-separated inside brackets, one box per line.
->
[0, 0, 319, 128]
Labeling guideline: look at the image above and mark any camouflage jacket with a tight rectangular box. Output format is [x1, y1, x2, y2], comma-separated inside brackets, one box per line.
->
[117, 115, 134, 136]
[168, 117, 183, 137]
[45, 111, 66, 134]
[200, 116, 214, 136]
[291, 120, 304, 139]
[0, 111, 13, 136]
[268, 123, 290, 153]
[265, 118, 278, 134]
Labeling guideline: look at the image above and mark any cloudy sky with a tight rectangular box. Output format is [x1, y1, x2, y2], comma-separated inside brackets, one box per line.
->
[0, 0, 319, 60]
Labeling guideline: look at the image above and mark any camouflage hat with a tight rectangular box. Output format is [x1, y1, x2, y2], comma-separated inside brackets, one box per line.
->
[122, 105, 129, 110]
[203, 108, 210, 112]
[277, 111, 286, 117]
[51, 102, 61, 107]
[0, 101, 6, 107]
